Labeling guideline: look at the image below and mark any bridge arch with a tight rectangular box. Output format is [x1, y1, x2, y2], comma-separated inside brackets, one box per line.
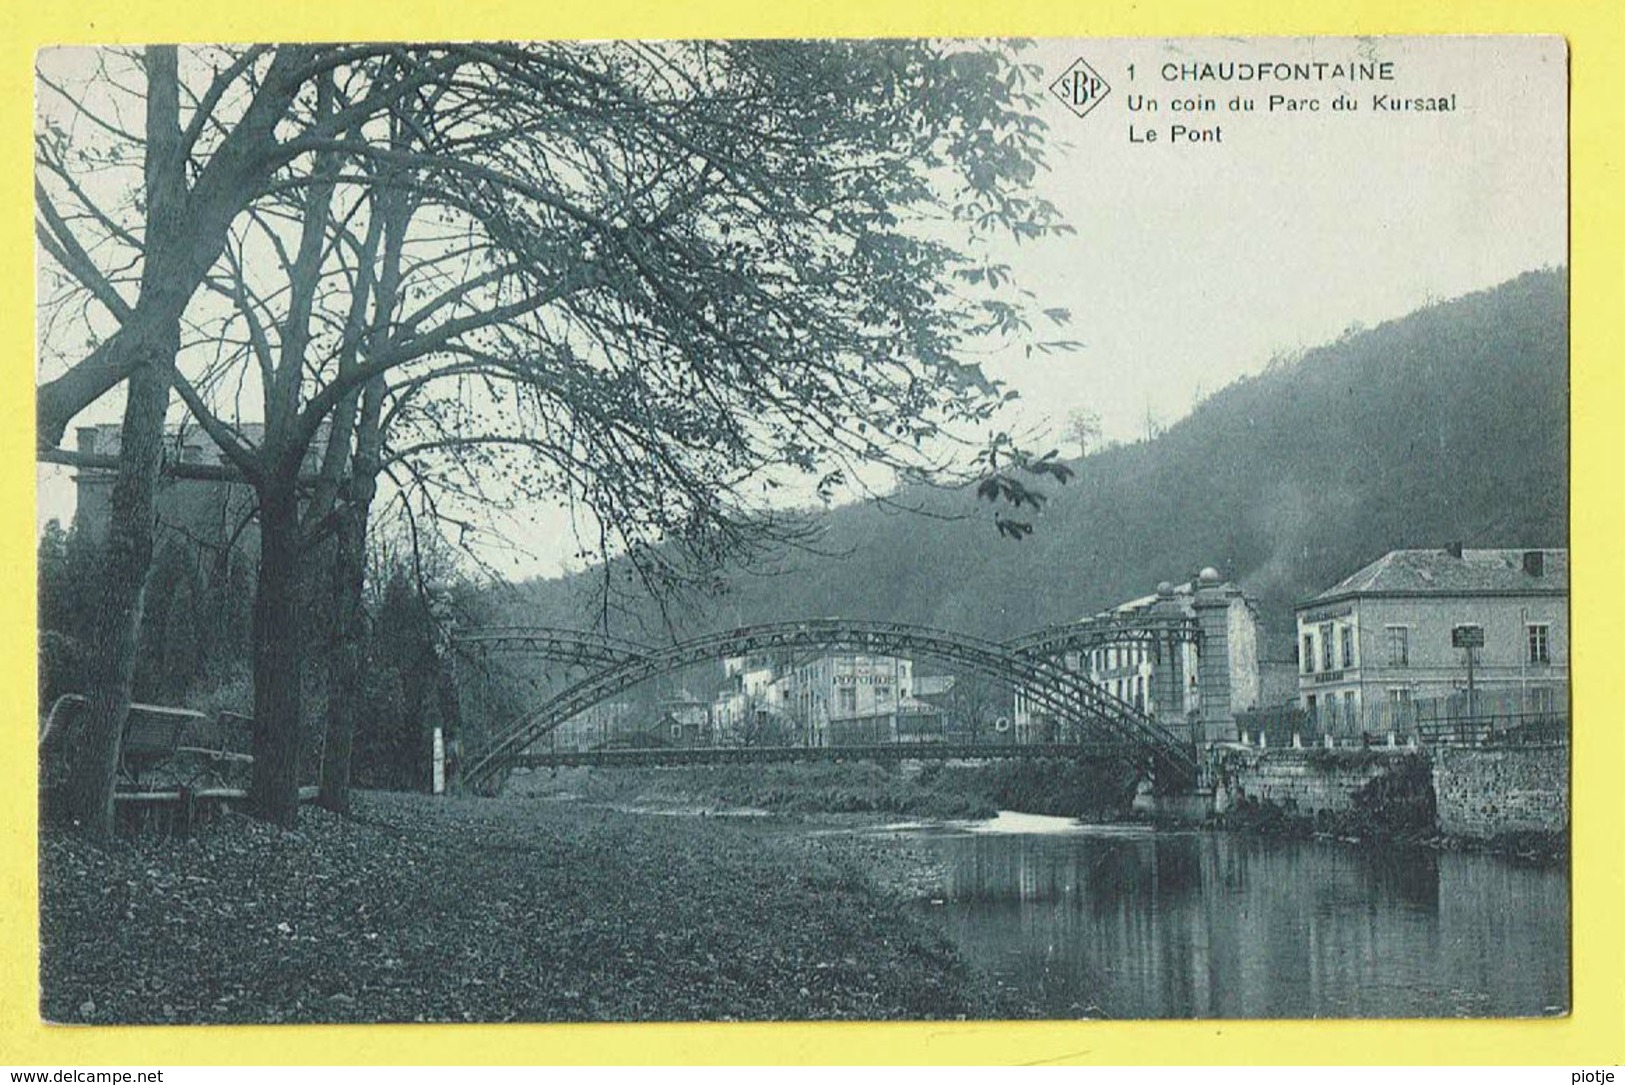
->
[451, 626, 654, 668]
[460, 619, 1197, 790]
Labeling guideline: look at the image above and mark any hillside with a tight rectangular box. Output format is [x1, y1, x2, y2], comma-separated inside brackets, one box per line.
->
[495, 269, 1568, 658]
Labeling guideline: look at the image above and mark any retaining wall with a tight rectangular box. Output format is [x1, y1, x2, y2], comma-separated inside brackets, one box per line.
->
[1210, 746, 1420, 816]
[1431, 745, 1569, 837]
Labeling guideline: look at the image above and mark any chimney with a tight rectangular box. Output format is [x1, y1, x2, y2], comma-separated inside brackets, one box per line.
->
[1523, 550, 1545, 578]
[1445, 541, 1464, 559]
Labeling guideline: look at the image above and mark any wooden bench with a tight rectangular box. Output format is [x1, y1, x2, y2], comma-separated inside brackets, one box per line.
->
[38, 693, 88, 791]
[119, 703, 209, 787]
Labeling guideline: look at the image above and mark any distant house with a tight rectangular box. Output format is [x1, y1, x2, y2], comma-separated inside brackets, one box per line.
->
[553, 701, 638, 751]
[661, 691, 712, 746]
[1294, 546, 1568, 736]
[725, 654, 925, 747]
[70, 421, 330, 547]
[71, 423, 258, 552]
[710, 656, 784, 745]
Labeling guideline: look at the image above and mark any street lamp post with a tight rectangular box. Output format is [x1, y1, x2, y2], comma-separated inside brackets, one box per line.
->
[1452, 624, 1485, 739]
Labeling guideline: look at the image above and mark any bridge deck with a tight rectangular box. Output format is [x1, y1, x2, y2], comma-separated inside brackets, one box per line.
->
[508, 742, 1135, 770]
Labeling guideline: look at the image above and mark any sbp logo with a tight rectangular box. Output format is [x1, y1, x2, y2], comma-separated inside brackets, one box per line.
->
[1050, 59, 1111, 118]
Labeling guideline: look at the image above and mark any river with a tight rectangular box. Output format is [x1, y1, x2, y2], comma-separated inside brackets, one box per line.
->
[867, 812, 1569, 1019]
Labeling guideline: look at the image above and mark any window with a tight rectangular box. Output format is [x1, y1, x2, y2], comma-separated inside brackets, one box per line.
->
[1305, 693, 1317, 714]
[1387, 687, 1412, 705]
[1342, 691, 1356, 727]
[1340, 625, 1356, 669]
[1319, 623, 1335, 672]
[1528, 624, 1550, 664]
[1528, 686, 1556, 714]
[1385, 626, 1409, 667]
[1302, 634, 1316, 674]
[837, 686, 857, 714]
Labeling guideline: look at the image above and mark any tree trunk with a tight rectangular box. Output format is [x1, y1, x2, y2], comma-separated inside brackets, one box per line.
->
[54, 47, 185, 837]
[317, 374, 386, 812]
[316, 501, 366, 812]
[56, 348, 174, 835]
[248, 479, 306, 826]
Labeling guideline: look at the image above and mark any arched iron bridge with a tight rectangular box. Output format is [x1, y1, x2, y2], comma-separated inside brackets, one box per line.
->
[457, 619, 1198, 791]
[454, 613, 1203, 667]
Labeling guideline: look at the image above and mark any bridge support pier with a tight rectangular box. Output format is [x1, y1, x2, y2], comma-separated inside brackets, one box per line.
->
[1131, 776, 1214, 821]
[1192, 571, 1239, 746]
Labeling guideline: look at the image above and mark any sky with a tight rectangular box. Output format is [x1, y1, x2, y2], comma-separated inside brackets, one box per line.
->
[35, 36, 1568, 579]
[976, 37, 1567, 449]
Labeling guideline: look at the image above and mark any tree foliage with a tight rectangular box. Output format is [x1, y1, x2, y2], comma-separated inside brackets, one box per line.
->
[37, 39, 1078, 823]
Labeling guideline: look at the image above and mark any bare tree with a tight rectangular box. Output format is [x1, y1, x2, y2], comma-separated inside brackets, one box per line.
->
[39, 40, 1078, 826]
[46, 47, 185, 833]
[946, 672, 1008, 745]
[1062, 407, 1102, 459]
[36, 45, 468, 833]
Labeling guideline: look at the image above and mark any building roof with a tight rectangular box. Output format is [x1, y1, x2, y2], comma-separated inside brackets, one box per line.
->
[1303, 548, 1568, 606]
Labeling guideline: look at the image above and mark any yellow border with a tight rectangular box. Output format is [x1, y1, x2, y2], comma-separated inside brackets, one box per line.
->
[3, 0, 1621, 1067]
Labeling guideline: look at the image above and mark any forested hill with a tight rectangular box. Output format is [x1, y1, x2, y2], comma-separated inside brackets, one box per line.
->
[498, 269, 1568, 656]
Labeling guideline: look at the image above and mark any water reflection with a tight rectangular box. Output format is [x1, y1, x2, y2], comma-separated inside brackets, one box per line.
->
[910, 826, 1568, 1019]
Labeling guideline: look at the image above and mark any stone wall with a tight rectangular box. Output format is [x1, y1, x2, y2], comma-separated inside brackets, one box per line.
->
[1431, 745, 1569, 837]
[1211, 746, 1421, 816]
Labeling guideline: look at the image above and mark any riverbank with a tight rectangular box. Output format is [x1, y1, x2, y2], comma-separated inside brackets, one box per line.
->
[1207, 750, 1568, 864]
[508, 759, 1137, 822]
[510, 761, 994, 818]
[40, 790, 1036, 1024]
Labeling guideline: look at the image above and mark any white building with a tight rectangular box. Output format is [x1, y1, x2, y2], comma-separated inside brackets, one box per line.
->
[1295, 546, 1568, 737]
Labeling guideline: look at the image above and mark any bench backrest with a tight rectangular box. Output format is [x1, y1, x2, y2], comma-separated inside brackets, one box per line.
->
[123, 704, 206, 756]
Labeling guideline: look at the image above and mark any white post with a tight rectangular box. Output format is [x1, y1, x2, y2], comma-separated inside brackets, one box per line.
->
[432, 726, 446, 795]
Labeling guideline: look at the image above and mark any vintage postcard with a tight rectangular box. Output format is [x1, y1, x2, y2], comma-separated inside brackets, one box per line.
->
[31, 35, 1570, 1032]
